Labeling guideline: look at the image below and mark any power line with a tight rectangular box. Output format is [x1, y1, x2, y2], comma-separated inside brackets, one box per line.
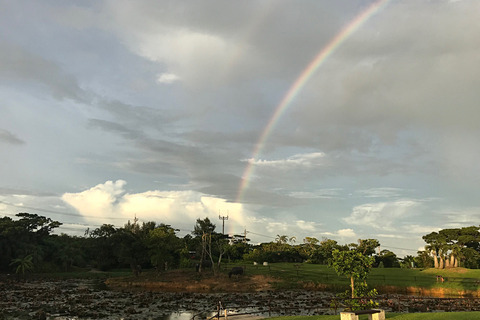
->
[247, 231, 276, 240]
[382, 245, 420, 253]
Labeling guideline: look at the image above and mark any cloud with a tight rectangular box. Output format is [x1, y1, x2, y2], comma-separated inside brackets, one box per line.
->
[376, 234, 407, 239]
[246, 152, 325, 168]
[62, 180, 247, 229]
[289, 188, 342, 199]
[0, 41, 88, 102]
[402, 224, 441, 235]
[156, 73, 180, 84]
[337, 228, 356, 238]
[322, 228, 357, 240]
[343, 200, 419, 230]
[439, 207, 480, 227]
[62, 180, 127, 219]
[295, 220, 318, 232]
[111, 22, 233, 86]
[0, 129, 24, 145]
[355, 188, 404, 198]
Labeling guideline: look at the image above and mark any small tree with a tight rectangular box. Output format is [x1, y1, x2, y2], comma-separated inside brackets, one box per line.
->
[10, 254, 34, 277]
[330, 249, 374, 299]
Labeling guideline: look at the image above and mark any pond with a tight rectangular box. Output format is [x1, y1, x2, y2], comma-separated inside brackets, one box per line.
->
[2, 278, 480, 319]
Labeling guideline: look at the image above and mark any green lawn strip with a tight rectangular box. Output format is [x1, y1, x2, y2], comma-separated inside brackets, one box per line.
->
[226, 262, 480, 292]
[266, 311, 480, 320]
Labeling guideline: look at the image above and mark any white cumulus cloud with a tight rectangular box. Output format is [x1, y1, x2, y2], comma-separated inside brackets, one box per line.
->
[62, 180, 246, 229]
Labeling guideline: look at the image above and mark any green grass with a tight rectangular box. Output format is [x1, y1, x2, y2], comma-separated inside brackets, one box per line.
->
[268, 312, 480, 320]
[223, 262, 480, 293]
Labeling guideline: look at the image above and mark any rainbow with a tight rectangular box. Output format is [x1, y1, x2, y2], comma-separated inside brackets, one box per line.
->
[236, 0, 391, 202]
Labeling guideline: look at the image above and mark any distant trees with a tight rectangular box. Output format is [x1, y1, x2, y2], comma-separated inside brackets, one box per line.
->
[243, 234, 303, 263]
[422, 226, 480, 269]
[0, 213, 62, 273]
[5, 211, 480, 275]
[375, 250, 400, 268]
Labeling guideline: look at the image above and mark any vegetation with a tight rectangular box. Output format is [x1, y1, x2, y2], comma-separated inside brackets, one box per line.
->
[2, 211, 480, 281]
[268, 312, 480, 320]
[423, 227, 480, 269]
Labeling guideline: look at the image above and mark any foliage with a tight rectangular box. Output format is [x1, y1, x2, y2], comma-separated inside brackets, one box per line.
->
[148, 224, 182, 270]
[375, 250, 400, 268]
[350, 239, 380, 256]
[422, 226, 480, 269]
[332, 282, 379, 311]
[9, 254, 34, 275]
[329, 249, 375, 298]
[0, 213, 61, 272]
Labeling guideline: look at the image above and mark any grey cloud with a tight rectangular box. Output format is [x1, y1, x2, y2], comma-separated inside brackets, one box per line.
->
[0, 188, 56, 197]
[0, 129, 24, 145]
[0, 41, 89, 102]
[88, 118, 144, 140]
[98, 100, 177, 130]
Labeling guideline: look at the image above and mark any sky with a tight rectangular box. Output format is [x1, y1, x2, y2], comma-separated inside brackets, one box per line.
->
[1, 0, 480, 257]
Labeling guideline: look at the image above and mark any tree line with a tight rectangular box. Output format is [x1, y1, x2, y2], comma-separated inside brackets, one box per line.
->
[2, 212, 480, 275]
[422, 226, 480, 269]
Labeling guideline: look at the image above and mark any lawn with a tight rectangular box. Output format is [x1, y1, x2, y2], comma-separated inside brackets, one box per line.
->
[268, 312, 480, 320]
[224, 262, 480, 293]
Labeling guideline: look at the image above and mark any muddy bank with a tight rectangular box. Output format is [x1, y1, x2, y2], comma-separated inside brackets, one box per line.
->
[105, 272, 279, 293]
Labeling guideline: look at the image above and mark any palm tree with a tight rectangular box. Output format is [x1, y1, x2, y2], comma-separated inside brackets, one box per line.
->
[424, 244, 439, 268]
[10, 254, 34, 275]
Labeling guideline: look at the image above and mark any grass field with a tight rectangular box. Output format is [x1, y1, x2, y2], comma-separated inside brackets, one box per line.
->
[268, 312, 480, 319]
[223, 262, 480, 293]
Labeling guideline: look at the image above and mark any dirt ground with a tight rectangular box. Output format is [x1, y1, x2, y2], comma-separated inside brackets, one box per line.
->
[105, 269, 280, 292]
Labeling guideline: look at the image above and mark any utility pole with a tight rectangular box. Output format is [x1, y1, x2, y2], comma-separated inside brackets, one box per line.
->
[218, 212, 229, 235]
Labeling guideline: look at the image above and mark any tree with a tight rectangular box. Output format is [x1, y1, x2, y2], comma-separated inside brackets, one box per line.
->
[10, 254, 34, 276]
[0, 213, 61, 272]
[193, 217, 216, 237]
[415, 250, 433, 268]
[401, 255, 416, 268]
[302, 237, 320, 262]
[192, 217, 229, 275]
[423, 227, 480, 269]
[351, 239, 380, 256]
[89, 224, 119, 270]
[148, 224, 181, 271]
[375, 250, 400, 268]
[330, 249, 375, 298]
[316, 239, 342, 264]
[423, 232, 444, 269]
